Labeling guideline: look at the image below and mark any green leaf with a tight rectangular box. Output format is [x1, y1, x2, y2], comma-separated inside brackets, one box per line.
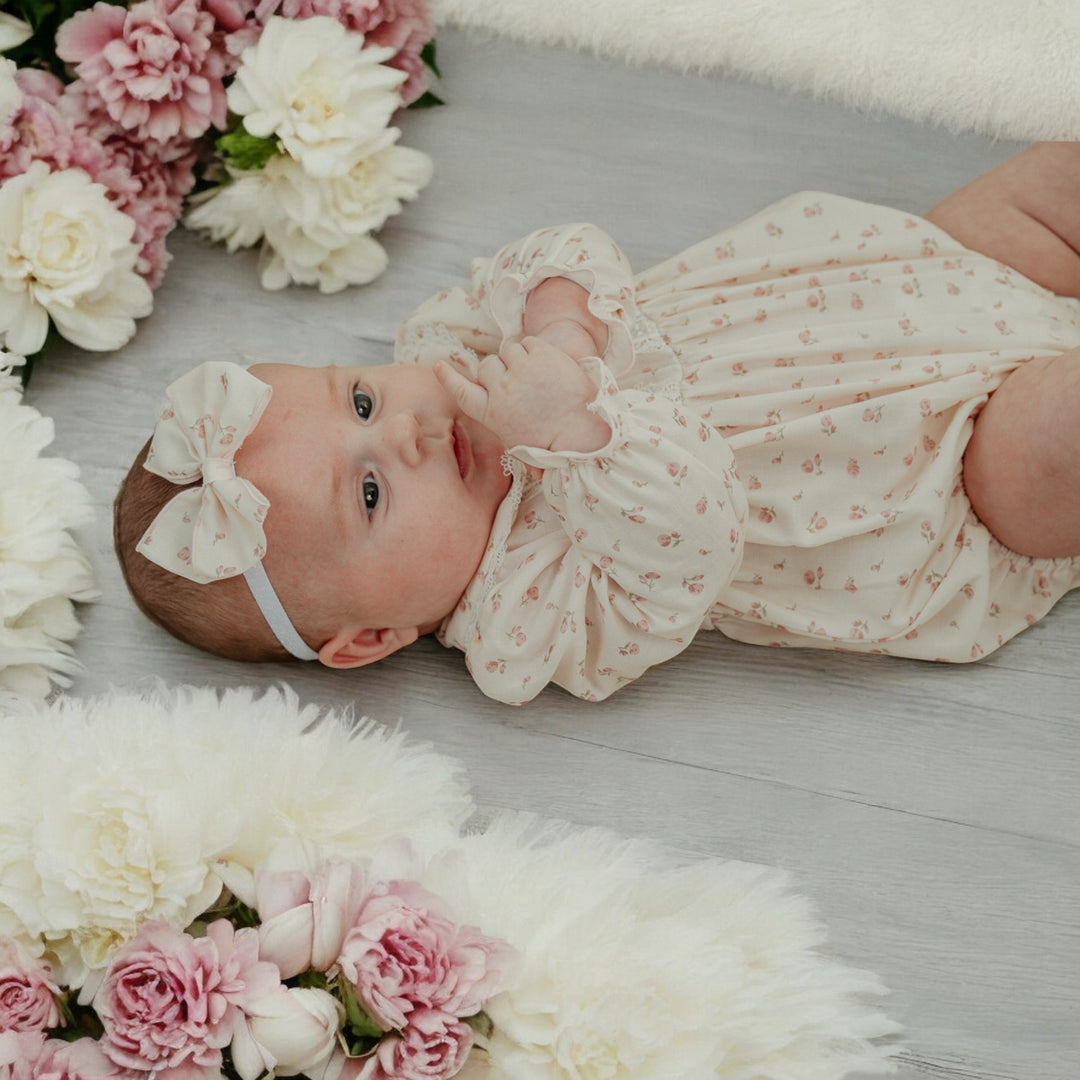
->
[338, 979, 385, 1040]
[408, 90, 444, 110]
[216, 127, 280, 172]
[420, 39, 441, 78]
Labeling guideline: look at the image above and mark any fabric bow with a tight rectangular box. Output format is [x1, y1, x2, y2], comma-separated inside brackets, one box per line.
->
[138, 362, 273, 584]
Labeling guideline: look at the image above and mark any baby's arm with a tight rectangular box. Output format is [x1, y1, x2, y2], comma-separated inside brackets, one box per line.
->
[435, 336, 611, 455]
[521, 278, 609, 361]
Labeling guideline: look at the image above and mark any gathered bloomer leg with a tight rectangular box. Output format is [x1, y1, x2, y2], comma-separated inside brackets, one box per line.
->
[963, 351, 1080, 558]
[926, 142, 1080, 299]
[925, 143, 1080, 556]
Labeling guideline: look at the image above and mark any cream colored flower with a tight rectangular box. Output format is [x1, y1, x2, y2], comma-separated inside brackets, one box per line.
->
[270, 141, 433, 243]
[0, 162, 152, 354]
[0, 362, 97, 700]
[0, 14, 32, 53]
[228, 15, 407, 179]
[0, 56, 21, 133]
[183, 171, 279, 252]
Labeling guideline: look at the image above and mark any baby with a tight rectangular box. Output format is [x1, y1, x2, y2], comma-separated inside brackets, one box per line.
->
[115, 143, 1080, 703]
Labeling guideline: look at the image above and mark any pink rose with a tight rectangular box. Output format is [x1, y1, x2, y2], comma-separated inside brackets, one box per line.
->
[0, 938, 61, 1034]
[338, 881, 515, 1031]
[95, 919, 280, 1073]
[0, 1031, 47, 1080]
[27, 1038, 125, 1080]
[255, 858, 369, 979]
[56, 0, 227, 144]
[369, 1008, 472, 1080]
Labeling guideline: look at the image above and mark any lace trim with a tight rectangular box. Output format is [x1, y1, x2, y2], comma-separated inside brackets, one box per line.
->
[630, 308, 668, 354]
[398, 320, 481, 368]
[462, 459, 527, 647]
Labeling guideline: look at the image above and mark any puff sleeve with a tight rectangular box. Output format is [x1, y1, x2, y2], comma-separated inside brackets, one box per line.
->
[395, 223, 641, 378]
[446, 365, 748, 703]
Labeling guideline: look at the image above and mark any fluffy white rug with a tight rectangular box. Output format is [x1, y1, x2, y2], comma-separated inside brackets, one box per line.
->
[0, 683, 900, 1079]
[432, 0, 1080, 142]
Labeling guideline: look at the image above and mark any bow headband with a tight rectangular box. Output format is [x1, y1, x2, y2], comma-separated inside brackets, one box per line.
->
[137, 361, 318, 661]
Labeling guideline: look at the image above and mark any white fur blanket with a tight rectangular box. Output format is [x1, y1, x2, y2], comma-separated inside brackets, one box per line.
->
[431, 0, 1080, 142]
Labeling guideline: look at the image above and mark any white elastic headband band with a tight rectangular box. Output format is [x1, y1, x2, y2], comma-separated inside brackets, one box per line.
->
[244, 562, 319, 661]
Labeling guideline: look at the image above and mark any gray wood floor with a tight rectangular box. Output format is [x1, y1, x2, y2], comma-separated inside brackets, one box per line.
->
[22, 29, 1078, 1080]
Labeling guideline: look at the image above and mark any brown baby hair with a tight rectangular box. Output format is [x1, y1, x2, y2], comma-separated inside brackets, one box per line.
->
[114, 439, 291, 661]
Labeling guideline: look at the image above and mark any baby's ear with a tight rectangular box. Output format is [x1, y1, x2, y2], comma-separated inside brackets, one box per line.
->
[318, 626, 419, 669]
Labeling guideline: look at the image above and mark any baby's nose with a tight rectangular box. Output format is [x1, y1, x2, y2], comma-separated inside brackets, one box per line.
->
[387, 411, 423, 466]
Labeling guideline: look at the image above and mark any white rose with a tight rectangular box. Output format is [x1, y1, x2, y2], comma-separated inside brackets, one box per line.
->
[0, 162, 153, 354]
[228, 15, 406, 179]
[244, 986, 343, 1077]
[0, 14, 32, 53]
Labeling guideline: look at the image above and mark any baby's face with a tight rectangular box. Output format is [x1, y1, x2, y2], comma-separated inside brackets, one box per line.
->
[238, 362, 511, 638]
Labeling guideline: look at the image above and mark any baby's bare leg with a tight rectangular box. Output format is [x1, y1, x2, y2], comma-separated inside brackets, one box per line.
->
[963, 351, 1080, 558]
[926, 142, 1080, 298]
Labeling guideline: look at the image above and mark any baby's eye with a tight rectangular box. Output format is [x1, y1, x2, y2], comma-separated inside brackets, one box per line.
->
[353, 388, 374, 420]
[362, 477, 379, 514]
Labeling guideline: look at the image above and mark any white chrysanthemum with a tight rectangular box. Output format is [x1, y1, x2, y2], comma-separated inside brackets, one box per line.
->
[228, 15, 407, 179]
[0, 359, 97, 700]
[0, 684, 471, 989]
[0, 162, 153, 354]
[431, 816, 899, 1080]
[0, 14, 32, 53]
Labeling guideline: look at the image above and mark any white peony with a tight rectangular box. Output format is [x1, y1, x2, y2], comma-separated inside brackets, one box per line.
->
[188, 141, 432, 292]
[228, 15, 407, 179]
[268, 141, 433, 244]
[256, 145, 432, 292]
[0, 359, 97, 700]
[0, 162, 153, 354]
[0, 14, 32, 53]
[183, 170, 279, 252]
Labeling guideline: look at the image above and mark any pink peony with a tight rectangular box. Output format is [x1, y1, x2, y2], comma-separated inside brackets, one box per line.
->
[254, 858, 369, 980]
[56, 0, 227, 144]
[337, 881, 515, 1031]
[368, 1008, 472, 1080]
[95, 919, 281, 1073]
[0, 938, 61, 1035]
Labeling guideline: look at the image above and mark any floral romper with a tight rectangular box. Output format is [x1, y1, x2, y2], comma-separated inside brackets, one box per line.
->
[395, 194, 1080, 703]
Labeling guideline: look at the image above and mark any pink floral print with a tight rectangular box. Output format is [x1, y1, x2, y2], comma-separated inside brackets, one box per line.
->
[395, 204, 1080, 702]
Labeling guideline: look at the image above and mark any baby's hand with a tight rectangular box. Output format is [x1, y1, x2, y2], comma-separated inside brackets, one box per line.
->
[435, 337, 611, 454]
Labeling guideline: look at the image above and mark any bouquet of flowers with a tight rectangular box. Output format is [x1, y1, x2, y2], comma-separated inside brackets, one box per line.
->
[0, 683, 901, 1080]
[0, 0, 437, 360]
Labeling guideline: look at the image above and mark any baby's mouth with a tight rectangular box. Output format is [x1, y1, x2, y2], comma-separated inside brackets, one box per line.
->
[452, 422, 471, 480]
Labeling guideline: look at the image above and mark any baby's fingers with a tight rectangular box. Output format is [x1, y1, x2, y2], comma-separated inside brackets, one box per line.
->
[434, 360, 489, 423]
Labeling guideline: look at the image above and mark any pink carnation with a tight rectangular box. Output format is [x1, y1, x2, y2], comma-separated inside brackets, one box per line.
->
[56, 0, 228, 144]
[229, 0, 433, 103]
[337, 881, 515, 1031]
[368, 1008, 472, 1080]
[95, 919, 281, 1073]
[0, 938, 61, 1035]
